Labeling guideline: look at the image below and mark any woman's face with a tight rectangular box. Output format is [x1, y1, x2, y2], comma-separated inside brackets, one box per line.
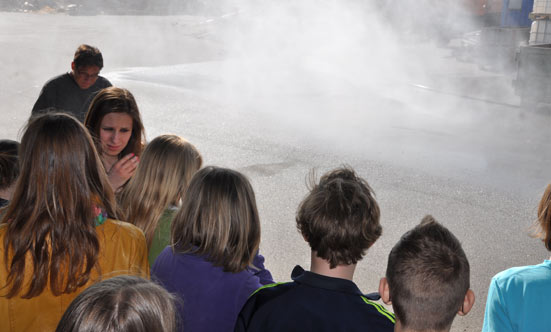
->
[99, 112, 133, 158]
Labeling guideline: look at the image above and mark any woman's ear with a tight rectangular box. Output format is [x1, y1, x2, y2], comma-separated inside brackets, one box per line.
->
[379, 277, 392, 305]
[457, 289, 475, 316]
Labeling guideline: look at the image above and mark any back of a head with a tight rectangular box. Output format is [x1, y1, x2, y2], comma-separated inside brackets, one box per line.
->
[171, 166, 260, 273]
[56, 276, 178, 332]
[84, 87, 145, 157]
[14, 113, 113, 215]
[3, 113, 115, 298]
[386, 215, 470, 331]
[119, 134, 203, 245]
[0, 139, 20, 191]
[296, 166, 381, 268]
[73, 44, 104, 69]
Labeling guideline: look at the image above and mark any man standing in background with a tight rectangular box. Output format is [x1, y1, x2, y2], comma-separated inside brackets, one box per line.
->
[31, 44, 112, 121]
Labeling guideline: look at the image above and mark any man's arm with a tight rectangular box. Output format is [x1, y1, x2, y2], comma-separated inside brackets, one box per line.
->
[31, 82, 55, 116]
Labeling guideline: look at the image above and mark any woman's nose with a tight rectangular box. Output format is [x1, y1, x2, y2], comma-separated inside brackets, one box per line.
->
[111, 132, 120, 143]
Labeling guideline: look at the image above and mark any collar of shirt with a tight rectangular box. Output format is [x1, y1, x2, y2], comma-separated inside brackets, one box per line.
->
[291, 265, 381, 300]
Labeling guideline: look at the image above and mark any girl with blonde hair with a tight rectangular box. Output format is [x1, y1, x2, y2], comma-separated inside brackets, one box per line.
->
[152, 166, 274, 332]
[0, 113, 149, 332]
[118, 134, 203, 265]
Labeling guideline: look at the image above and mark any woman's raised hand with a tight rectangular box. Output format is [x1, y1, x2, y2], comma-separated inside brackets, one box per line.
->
[108, 153, 139, 191]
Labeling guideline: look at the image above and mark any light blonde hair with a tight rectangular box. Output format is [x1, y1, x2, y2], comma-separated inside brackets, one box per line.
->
[171, 166, 261, 273]
[118, 135, 202, 246]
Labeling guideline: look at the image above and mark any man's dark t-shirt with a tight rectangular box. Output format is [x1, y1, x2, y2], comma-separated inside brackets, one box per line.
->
[31, 73, 112, 122]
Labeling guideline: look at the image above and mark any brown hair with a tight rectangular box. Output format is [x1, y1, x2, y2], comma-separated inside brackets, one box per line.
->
[533, 183, 551, 251]
[118, 135, 203, 246]
[296, 166, 381, 268]
[386, 215, 470, 331]
[56, 276, 178, 332]
[0, 139, 19, 190]
[1, 113, 115, 298]
[171, 166, 261, 273]
[73, 44, 104, 69]
[84, 87, 145, 159]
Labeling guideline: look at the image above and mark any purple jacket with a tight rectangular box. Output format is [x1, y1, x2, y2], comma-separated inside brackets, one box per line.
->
[151, 247, 274, 332]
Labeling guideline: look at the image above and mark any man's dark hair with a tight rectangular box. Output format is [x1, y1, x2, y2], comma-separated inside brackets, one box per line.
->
[386, 215, 470, 331]
[73, 44, 104, 69]
[0, 139, 20, 190]
[296, 166, 381, 268]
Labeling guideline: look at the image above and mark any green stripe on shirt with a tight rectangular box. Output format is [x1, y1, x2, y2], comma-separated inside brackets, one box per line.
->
[361, 296, 396, 323]
[250, 282, 290, 297]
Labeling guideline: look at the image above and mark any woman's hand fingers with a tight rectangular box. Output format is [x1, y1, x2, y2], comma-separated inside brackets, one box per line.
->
[113, 154, 139, 172]
[108, 154, 139, 191]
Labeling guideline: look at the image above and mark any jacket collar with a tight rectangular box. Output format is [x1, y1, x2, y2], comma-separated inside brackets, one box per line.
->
[291, 265, 380, 300]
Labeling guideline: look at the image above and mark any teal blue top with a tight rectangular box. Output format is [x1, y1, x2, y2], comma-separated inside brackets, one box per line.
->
[148, 206, 178, 268]
[482, 260, 551, 332]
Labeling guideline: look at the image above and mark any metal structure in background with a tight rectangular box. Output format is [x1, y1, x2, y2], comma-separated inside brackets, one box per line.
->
[514, 43, 551, 106]
[514, 0, 551, 106]
[502, 0, 535, 26]
[475, 0, 533, 70]
[453, 0, 551, 108]
[529, 0, 551, 44]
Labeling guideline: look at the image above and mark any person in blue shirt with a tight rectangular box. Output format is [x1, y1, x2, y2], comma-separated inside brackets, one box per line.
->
[379, 215, 475, 332]
[482, 183, 551, 332]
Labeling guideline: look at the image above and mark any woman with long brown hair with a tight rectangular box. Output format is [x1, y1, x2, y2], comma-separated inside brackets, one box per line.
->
[84, 87, 146, 191]
[118, 134, 203, 266]
[0, 113, 149, 332]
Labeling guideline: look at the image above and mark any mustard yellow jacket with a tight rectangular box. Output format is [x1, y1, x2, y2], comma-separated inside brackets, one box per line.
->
[0, 219, 149, 332]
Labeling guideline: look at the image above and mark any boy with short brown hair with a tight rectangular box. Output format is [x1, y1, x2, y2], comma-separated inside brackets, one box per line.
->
[379, 215, 475, 332]
[235, 166, 395, 332]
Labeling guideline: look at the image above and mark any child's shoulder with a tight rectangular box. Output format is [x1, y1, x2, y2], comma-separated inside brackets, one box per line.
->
[251, 281, 294, 298]
[492, 261, 551, 290]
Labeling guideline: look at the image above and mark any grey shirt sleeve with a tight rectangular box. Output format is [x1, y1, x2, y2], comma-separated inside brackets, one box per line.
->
[31, 81, 56, 116]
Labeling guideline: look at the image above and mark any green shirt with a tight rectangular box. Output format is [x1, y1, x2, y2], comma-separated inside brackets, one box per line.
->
[148, 206, 177, 268]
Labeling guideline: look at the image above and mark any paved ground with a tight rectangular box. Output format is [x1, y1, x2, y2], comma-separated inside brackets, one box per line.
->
[1, 10, 551, 331]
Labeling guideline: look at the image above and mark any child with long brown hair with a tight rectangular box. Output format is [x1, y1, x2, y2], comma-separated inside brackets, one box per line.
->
[118, 134, 203, 266]
[0, 113, 149, 332]
[152, 166, 273, 332]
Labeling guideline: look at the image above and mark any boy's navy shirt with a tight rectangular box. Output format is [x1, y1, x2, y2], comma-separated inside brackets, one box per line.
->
[235, 265, 395, 332]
